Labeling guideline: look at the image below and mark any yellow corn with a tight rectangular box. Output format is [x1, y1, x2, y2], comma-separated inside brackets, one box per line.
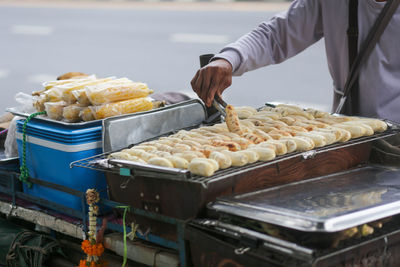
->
[80, 107, 95, 122]
[86, 83, 153, 105]
[60, 77, 114, 104]
[92, 97, 153, 119]
[63, 104, 84, 122]
[33, 95, 46, 112]
[44, 101, 67, 120]
[42, 76, 96, 90]
[73, 89, 91, 106]
[76, 78, 132, 104]
[44, 87, 64, 102]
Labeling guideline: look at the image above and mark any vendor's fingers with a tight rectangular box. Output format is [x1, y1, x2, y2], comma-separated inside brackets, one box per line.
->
[191, 69, 202, 96]
[192, 68, 212, 105]
[205, 77, 219, 107]
[211, 77, 231, 106]
[201, 70, 215, 106]
[205, 72, 231, 107]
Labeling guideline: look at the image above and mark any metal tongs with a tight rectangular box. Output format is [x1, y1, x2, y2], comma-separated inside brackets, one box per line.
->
[200, 54, 228, 122]
[212, 95, 227, 120]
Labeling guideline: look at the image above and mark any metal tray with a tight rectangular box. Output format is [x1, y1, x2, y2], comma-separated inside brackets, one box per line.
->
[71, 120, 400, 185]
[102, 99, 207, 152]
[209, 165, 400, 233]
[108, 158, 190, 180]
[7, 99, 203, 128]
[7, 106, 101, 127]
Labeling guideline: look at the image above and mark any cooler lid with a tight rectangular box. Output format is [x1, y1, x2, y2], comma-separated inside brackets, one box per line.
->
[16, 119, 102, 137]
[17, 126, 101, 141]
[209, 166, 400, 232]
[16, 120, 101, 144]
[16, 132, 100, 145]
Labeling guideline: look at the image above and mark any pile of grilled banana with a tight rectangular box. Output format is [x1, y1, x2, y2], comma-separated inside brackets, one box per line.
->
[110, 104, 387, 176]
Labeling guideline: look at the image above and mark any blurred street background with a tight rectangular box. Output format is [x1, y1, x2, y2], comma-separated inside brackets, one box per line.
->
[0, 0, 332, 113]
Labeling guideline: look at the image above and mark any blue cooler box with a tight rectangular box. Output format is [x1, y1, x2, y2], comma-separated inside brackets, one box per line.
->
[16, 119, 107, 212]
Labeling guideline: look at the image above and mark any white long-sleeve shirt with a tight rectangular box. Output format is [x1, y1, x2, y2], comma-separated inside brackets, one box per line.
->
[215, 0, 400, 122]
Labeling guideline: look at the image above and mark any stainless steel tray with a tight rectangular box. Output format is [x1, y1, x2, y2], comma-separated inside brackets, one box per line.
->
[72, 121, 400, 186]
[7, 99, 203, 128]
[209, 165, 400, 232]
[109, 159, 191, 180]
[102, 99, 207, 152]
[7, 106, 102, 127]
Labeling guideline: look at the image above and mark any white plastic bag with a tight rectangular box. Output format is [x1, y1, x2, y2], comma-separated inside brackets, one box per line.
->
[15, 92, 36, 114]
[5, 116, 22, 158]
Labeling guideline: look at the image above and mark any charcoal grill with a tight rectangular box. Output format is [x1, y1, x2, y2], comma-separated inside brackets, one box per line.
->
[186, 165, 400, 267]
[71, 116, 400, 240]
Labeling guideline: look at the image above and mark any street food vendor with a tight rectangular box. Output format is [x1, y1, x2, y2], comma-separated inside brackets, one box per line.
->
[191, 0, 400, 123]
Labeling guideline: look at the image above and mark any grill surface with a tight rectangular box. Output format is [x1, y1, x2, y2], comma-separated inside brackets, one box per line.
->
[71, 125, 399, 186]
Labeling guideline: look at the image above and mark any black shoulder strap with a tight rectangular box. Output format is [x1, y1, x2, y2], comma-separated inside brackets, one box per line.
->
[344, 0, 359, 115]
[336, 0, 400, 114]
[348, 0, 359, 73]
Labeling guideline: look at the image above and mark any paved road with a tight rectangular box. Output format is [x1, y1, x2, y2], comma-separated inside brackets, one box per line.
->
[0, 1, 332, 114]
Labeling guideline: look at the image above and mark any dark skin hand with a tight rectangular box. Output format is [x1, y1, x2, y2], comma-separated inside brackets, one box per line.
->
[191, 58, 233, 107]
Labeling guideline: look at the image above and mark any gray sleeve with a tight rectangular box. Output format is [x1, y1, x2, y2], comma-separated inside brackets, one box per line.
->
[215, 0, 324, 76]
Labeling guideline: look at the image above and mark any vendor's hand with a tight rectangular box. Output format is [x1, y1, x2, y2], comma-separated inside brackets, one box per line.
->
[191, 59, 233, 107]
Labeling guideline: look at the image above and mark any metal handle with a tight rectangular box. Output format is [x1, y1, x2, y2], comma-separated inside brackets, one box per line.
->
[234, 247, 250, 255]
[199, 54, 215, 68]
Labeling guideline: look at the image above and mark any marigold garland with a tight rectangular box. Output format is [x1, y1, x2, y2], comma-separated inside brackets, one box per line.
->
[78, 259, 108, 267]
[77, 189, 108, 267]
[81, 240, 105, 257]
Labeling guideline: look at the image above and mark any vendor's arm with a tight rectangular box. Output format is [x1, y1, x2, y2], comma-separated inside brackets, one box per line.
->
[220, 0, 323, 75]
[191, 58, 233, 107]
[219, 0, 324, 75]
[192, 0, 324, 106]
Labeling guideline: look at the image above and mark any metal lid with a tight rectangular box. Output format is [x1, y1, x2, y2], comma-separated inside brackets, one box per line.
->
[209, 166, 400, 232]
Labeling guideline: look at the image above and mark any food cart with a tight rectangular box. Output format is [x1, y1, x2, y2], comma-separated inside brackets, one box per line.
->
[0, 74, 399, 267]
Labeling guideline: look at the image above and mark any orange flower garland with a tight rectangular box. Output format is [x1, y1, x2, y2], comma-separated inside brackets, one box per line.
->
[81, 240, 105, 257]
[78, 259, 108, 267]
[77, 189, 108, 267]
